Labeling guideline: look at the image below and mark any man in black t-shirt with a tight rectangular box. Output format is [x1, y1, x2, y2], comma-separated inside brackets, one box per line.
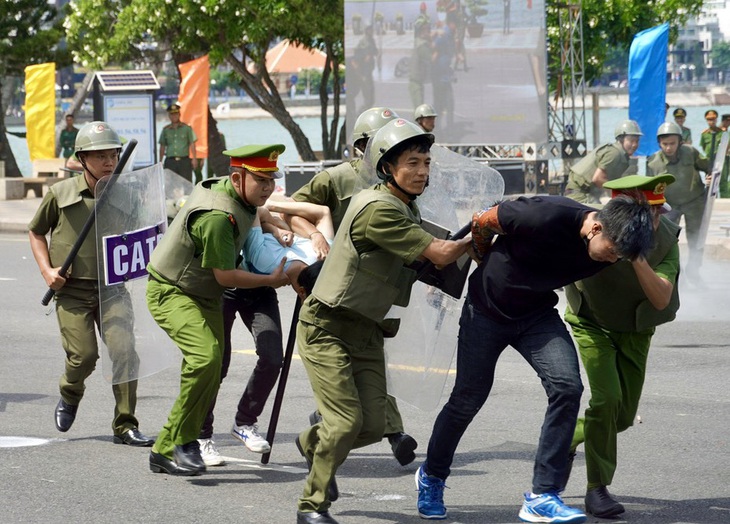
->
[415, 195, 654, 523]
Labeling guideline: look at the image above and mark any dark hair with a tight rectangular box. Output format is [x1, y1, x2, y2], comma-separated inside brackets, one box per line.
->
[297, 259, 324, 296]
[596, 195, 654, 261]
[380, 134, 433, 175]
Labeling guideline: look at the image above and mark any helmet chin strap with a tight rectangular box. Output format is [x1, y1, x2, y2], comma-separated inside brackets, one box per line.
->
[78, 155, 102, 183]
[386, 174, 422, 201]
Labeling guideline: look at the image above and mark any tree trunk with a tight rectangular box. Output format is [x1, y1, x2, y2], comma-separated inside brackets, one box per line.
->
[226, 52, 317, 161]
[207, 111, 229, 177]
[0, 77, 22, 177]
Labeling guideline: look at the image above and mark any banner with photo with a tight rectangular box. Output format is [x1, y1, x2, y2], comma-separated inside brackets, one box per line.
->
[344, 0, 547, 146]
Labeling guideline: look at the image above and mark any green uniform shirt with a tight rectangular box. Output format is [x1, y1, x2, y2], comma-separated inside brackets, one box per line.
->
[647, 145, 709, 206]
[29, 175, 97, 279]
[680, 126, 692, 145]
[567, 142, 629, 201]
[159, 123, 197, 158]
[409, 37, 432, 83]
[699, 127, 723, 161]
[59, 127, 79, 159]
[291, 159, 370, 231]
[189, 179, 249, 271]
[300, 184, 433, 347]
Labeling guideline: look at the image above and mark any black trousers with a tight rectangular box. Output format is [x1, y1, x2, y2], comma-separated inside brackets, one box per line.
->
[199, 287, 283, 438]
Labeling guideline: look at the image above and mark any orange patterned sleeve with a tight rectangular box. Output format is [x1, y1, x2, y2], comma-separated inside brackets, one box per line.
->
[471, 206, 502, 259]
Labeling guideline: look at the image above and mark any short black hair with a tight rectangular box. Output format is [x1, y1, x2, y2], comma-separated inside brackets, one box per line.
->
[596, 195, 654, 261]
[297, 259, 324, 296]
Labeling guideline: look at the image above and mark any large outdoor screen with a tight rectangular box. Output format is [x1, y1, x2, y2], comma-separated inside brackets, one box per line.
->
[344, 0, 547, 146]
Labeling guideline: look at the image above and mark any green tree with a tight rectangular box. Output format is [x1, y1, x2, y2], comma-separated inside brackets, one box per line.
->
[65, 0, 343, 164]
[1, 0, 70, 177]
[711, 41, 730, 80]
[547, 0, 704, 91]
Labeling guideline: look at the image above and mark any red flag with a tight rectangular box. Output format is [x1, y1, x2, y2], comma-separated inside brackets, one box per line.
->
[178, 55, 209, 158]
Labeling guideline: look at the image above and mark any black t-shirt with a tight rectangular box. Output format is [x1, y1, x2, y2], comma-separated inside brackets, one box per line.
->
[468, 196, 612, 323]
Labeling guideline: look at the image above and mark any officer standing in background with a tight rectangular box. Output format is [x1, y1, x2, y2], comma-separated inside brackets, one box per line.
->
[414, 103, 437, 134]
[58, 113, 79, 163]
[290, 107, 421, 467]
[699, 109, 723, 166]
[565, 120, 641, 204]
[146, 144, 289, 476]
[647, 122, 710, 286]
[295, 119, 471, 524]
[565, 174, 680, 518]
[409, 20, 432, 110]
[28, 121, 155, 447]
[672, 107, 692, 145]
[159, 103, 199, 183]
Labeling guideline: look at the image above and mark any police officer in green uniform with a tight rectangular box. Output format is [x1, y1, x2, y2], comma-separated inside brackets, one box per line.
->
[647, 122, 709, 285]
[699, 109, 723, 166]
[564, 174, 680, 518]
[58, 114, 79, 161]
[566, 120, 642, 204]
[294, 119, 471, 524]
[409, 20, 432, 110]
[29, 121, 155, 447]
[146, 144, 289, 476]
[291, 107, 421, 467]
[159, 103, 198, 183]
[414, 103, 437, 133]
[672, 107, 692, 145]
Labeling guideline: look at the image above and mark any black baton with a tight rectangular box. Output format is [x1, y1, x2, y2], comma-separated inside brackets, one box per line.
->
[261, 297, 302, 464]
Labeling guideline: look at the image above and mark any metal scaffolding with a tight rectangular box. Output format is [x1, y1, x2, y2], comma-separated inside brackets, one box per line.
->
[548, 2, 588, 188]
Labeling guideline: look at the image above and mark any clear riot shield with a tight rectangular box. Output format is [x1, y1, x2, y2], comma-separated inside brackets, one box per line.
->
[95, 164, 179, 384]
[384, 146, 504, 411]
[164, 168, 194, 223]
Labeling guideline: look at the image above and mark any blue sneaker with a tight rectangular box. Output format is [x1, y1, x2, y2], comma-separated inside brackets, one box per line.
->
[518, 491, 587, 523]
[415, 465, 447, 520]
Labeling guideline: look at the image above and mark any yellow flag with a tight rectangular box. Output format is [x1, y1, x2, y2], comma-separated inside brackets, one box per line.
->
[178, 55, 210, 158]
[24, 63, 56, 161]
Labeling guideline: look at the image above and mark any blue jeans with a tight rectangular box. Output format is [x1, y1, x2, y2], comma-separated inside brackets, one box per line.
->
[424, 297, 583, 493]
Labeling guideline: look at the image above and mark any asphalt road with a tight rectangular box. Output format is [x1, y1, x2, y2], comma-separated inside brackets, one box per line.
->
[1, 232, 729, 523]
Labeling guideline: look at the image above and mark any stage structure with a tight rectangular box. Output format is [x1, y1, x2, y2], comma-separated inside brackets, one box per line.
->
[339, 0, 587, 195]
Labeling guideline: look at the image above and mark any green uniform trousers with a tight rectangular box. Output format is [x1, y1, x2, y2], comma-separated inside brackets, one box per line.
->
[666, 195, 704, 279]
[384, 395, 404, 435]
[146, 279, 223, 459]
[55, 281, 139, 435]
[566, 312, 653, 488]
[296, 320, 388, 513]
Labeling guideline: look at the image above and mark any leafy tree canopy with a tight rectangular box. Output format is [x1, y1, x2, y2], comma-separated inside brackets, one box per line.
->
[65, 0, 344, 160]
[548, 0, 705, 86]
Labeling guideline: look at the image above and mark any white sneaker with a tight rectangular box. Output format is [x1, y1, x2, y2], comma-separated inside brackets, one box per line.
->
[231, 423, 271, 453]
[197, 438, 225, 467]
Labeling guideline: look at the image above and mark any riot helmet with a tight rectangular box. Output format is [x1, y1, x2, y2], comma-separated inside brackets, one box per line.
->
[370, 118, 434, 180]
[656, 122, 683, 139]
[353, 107, 399, 143]
[614, 120, 643, 140]
[75, 121, 123, 152]
[414, 104, 437, 120]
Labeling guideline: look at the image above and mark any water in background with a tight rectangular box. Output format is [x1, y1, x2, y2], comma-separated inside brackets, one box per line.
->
[7, 105, 723, 178]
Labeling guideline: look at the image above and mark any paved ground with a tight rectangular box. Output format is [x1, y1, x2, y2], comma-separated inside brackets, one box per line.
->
[1, 194, 729, 523]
